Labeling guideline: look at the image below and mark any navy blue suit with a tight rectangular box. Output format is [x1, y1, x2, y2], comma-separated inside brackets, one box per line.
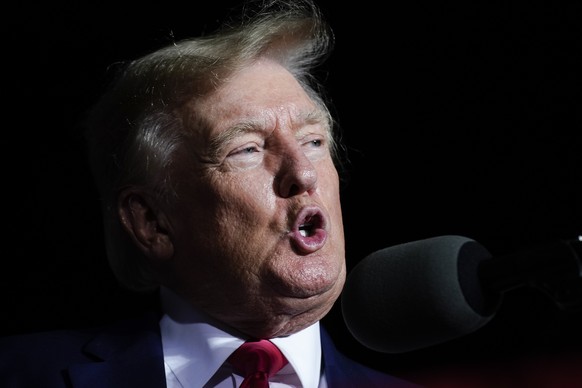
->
[0, 311, 420, 387]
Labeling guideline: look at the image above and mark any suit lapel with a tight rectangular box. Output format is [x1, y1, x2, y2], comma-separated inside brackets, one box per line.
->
[320, 326, 347, 385]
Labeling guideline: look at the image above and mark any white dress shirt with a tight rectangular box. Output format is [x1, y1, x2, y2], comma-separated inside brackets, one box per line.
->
[159, 286, 328, 387]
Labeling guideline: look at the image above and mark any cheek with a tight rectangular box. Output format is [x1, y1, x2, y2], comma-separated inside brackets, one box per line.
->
[218, 176, 276, 216]
[203, 178, 278, 256]
[180, 171, 273, 218]
[323, 168, 345, 248]
[320, 166, 343, 214]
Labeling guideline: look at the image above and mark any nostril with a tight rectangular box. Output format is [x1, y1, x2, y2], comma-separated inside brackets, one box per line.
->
[286, 184, 300, 197]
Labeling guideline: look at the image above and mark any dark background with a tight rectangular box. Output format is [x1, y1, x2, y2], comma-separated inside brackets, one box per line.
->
[4, 1, 581, 386]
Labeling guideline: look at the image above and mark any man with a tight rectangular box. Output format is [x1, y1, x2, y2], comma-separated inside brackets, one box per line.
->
[0, 0, 421, 386]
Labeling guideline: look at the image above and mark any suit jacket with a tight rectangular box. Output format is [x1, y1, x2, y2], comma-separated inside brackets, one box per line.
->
[0, 310, 420, 387]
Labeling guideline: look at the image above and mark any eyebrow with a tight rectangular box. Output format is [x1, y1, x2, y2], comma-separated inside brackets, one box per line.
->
[206, 121, 261, 159]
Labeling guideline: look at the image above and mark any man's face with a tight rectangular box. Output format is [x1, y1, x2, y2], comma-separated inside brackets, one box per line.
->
[164, 58, 345, 338]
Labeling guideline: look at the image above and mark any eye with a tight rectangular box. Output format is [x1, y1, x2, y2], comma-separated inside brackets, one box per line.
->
[239, 146, 260, 154]
[223, 142, 264, 170]
[301, 136, 329, 162]
[228, 144, 261, 157]
[303, 136, 328, 152]
[303, 136, 325, 148]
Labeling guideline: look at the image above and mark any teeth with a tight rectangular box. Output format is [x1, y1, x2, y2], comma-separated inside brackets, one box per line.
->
[300, 229, 308, 237]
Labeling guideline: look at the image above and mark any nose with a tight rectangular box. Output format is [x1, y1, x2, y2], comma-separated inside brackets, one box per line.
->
[276, 145, 318, 198]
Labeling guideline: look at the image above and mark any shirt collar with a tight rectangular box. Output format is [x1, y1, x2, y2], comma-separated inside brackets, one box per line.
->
[159, 286, 322, 387]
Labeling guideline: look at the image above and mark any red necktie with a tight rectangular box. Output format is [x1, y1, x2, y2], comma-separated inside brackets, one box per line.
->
[228, 339, 288, 388]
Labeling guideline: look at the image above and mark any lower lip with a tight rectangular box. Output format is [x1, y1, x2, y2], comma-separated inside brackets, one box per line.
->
[290, 229, 327, 254]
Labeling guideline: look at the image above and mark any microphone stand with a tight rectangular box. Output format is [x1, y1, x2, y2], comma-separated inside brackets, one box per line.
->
[478, 237, 582, 311]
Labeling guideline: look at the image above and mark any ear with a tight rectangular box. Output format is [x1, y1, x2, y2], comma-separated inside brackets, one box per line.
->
[118, 189, 174, 262]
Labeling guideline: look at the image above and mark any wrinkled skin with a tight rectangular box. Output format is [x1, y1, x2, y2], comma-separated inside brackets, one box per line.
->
[122, 59, 346, 339]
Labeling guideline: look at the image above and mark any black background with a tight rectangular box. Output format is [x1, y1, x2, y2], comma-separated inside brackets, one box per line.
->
[4, 1, 582, 386]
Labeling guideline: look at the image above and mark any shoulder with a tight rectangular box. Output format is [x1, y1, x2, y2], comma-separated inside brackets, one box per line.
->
[0, 311, 162, 387]
[0, 327, 102, 387]
[0, 310, 160, 356]
[1, 326, 99, 357]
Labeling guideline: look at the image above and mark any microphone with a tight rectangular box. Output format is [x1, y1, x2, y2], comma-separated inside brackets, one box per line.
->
[341, 235, 582, 354]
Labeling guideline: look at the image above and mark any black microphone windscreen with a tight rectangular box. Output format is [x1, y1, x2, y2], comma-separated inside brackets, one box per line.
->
[341, 235, 499, 353]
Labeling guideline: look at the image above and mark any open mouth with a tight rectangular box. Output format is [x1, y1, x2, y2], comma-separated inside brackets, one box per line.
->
[291, 207, 327, 254]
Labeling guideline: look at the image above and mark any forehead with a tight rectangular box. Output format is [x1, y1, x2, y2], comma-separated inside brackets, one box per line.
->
[192, 59, 321, 134]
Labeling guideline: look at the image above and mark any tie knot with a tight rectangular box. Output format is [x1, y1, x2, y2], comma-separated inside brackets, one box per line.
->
[228, 339, 288, 381]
